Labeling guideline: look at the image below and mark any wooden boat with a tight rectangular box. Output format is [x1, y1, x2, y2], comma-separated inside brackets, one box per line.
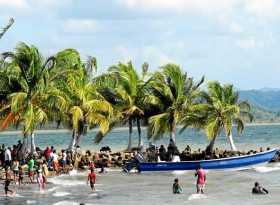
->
[125, 149, 278, 172]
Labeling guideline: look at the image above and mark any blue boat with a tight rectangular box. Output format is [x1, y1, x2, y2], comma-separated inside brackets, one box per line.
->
[126, 149, 278, 172]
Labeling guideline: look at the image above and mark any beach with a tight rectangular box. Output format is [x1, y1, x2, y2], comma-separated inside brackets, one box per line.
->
[0, 124, 280, 204]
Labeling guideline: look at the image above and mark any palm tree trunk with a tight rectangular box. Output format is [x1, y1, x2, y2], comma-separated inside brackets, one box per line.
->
[19, 135, 28, 160]
[127, 118, 133, 151]
[68, 130, 76, 151]
[30, 132, 36, 154]
[205, 135, 217, 155]
[136, 118, 143, 151]
[75, 134, 83, 148]
[170, 120, 176, 143]
[227, 131, 237, 151]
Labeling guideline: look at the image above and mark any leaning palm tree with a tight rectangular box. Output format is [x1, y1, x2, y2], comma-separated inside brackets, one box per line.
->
[0, 42, 64, 154]
[53, 51, 113, 151]
[0, 18, 14, 40]
[94, 61, 149, 151]
[147, 64, 204, 144]
[204, 81, 253, 154]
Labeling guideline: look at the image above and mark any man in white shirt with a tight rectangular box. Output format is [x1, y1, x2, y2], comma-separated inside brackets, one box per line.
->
[5, 147, 12, 167]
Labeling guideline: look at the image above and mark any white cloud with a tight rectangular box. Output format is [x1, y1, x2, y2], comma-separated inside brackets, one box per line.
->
[229, 22, 243, 33]
[118, 0, 238, 13]
[119, 0, 280, 19]
[236, 37, 256, 49]
[114, 45, 134, 62]
[244, 0, 280, 18]
[62, 19, 100, 34]
[143, 46, 174, 66]
[0, 0, 27, 8]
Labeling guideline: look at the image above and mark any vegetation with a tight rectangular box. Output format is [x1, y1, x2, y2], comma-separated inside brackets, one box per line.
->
[0, 18, 14, 40]
[202, 82, 253, 154]
[0, 42, 253, 154]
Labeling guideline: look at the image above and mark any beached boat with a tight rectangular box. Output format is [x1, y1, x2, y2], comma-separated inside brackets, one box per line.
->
[125, 149, 278, 172]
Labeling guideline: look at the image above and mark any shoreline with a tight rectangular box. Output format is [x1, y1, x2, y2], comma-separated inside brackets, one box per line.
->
[1, 122, 280, 136]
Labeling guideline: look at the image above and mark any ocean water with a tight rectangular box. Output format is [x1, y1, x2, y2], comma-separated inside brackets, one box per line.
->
[0, 124, 279, 152]
[1, 124, 280, 205]
[1, 165, 280, 205]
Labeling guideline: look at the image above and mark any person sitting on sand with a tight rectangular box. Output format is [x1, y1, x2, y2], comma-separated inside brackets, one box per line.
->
[195, 165, 206, 194]
[173, 178, 182, 194]
[252, 182, 268, 194]
[4, 167, 15, 196]
[87, 168, 96, 192]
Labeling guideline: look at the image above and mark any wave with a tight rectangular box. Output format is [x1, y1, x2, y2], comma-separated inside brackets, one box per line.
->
[172, 170, 187, 175]
[53, 192, 71, 197]
[254, 166, 280, 173]
[53, 201, 79, 205]
[48, 177, 86, 186]
[188, 194, 207, 200]
[26, 200, 37, 204]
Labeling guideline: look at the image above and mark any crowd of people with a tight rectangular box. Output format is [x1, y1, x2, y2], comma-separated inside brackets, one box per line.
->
[0, 141, 97, 196]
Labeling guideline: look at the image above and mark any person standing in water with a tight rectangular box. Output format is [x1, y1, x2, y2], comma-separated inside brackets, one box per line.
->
[87, 168, 96, 192]
[28, 157, 35, 183]
[4, 167, 15, 196]
[195, 165, 206, 194]
[172, 178, 182, 194]
[18, 166, 24, 187]
[36, 169, 45, 192]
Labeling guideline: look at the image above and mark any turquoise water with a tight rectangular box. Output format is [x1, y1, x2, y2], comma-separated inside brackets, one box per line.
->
[0, 124, 279, 152]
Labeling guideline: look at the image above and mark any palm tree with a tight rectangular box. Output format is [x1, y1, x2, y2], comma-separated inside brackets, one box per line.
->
[204, 81, 253, 154]
[147, 64, 204, 144]
[94, 61, 149, 151]
[0, 42, 64, 154]
[53, 50, 113, 151]
[0, 18, 14, 40]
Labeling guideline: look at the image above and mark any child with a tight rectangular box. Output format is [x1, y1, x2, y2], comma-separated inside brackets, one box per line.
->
[11, 160, 19, 181]
[18, 166, 24, 187]
[36, 169, 45, 192]
[172, 178, 182, 194]
[87, 168, 96, 192]
[4, 167, 15, 196]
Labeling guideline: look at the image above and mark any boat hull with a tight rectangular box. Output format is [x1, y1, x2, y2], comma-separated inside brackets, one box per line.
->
[138, 149, 278, 172]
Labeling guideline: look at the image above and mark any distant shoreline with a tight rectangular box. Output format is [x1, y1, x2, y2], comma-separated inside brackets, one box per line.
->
[1, 122, 280, 136]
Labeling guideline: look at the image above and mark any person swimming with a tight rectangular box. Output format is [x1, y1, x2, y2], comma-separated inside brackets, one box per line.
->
[172, 178, 182, 194]
[252, 182, 268, 194]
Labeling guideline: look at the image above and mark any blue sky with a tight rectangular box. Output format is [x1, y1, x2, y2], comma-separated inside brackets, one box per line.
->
[1, 0, 280, 89]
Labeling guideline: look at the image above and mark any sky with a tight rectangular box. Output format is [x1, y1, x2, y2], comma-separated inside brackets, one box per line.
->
[0, 0, 280, 90]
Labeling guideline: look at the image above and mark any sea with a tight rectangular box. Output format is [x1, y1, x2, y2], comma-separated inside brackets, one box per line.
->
[1, 124, 280, 205]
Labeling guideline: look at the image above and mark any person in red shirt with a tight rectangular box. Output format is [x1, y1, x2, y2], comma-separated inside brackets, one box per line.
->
[87, 168, 96, 192]
[44, 146, 51, 161]
[195, 165, 206, 194]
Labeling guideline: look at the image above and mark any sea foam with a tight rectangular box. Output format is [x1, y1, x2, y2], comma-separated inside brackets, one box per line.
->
[53, 192, 71, 197]
[188, 194, 207, 200]
[254, 166, 280, 173]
